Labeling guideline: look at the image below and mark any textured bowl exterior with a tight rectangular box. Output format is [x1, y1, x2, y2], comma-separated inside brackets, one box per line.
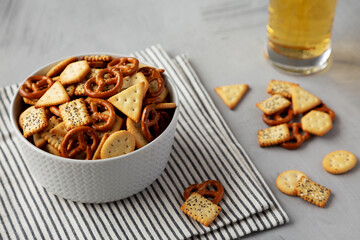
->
[10, 54, 180, 203]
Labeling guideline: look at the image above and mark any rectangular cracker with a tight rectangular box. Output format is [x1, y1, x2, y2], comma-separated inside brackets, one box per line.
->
[296, 176, 331, 208]
[41, 116, 63, 151]
[291, 85, 322, 115]
[266, 79, 298, 98]
[19, 106, 48, 138]
[181, 193, 222, 227]
[59, 98, 92, 130]
[35, 81, 70, 108]
[257, 123, 290, 147]
[256, 94, 291, 115]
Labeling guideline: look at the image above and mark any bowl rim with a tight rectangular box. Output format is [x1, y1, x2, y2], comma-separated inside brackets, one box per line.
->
[10, 53, 180, 164]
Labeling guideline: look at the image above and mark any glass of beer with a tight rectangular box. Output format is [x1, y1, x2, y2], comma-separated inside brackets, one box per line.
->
[265, 0, 337, 75]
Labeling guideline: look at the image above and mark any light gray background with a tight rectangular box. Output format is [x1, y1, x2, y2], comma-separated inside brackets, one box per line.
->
[1, 0, 360, 239]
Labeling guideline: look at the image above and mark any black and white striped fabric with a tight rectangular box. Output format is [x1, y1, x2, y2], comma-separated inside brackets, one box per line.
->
[0, 45, 288, 240]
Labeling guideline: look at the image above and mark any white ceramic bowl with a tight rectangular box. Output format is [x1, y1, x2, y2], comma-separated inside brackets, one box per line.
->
[10, 54, 180, 203]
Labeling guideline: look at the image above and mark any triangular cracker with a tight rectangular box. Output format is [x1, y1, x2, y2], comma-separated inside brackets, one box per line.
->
[122, 72, 149, 97]
[108, 82, 145, 123]
[291, 85, 321, 115]
[215, 84, 249, 109]
[35, 81, 70, 108]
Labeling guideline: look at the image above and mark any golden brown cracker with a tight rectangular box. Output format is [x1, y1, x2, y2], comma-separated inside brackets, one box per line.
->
[92, 133, 110, 160]
[153, 102, 177, 110]
[256, 94, 291, 115]
[215, 84, 249, 109]
[46, 57, 78, 78]
[59, 60, 90, 85]
[33, 133, 46, 148]
[257, 123, 290, 147]
[23, 97, 38, 105]
[97, 115, 123, 140]
[44, 143, 61, 156]
[41, 116, 63, 151]
[35, 81, 70, 108]
[323, 150, 357, 174]
[301, 110, 333, 136]
[126, 117, 148, 149]
[276, 170, 308, 196]
[19, 106, 48, 138]
[49, 121, 68, 137]
[296, 176, 331, 208]
[121, 72, 149, 97]
[81, 55, 112, 62]
[266, 79, 298, 98]
[59, 98, 92, 130]
[100, 131, 136, 159]
[291, 85, 321, 115]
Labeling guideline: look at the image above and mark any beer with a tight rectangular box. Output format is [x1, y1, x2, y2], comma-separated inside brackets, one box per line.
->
[267, 0, 337, 60]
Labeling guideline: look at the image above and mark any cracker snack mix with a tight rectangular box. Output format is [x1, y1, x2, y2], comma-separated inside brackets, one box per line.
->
[18, 56, 176, 160]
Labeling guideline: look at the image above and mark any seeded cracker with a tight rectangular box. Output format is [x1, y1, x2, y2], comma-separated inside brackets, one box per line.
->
[276, 170, 308, 196]
[59, 60, 91, 85]
[181, 193, 222, 227]
[214, 84, 249, 109]
[65, 85, 76, 98]
[41, 116, 63, 151]
[59, 98, 92, 130]
[296, 176, 331, 208]
[100, 131, 136, 159]
[266, 79, 299, 98]
[19, 106, 48, 138]
[291, 85, 321, 115]
[35, 81, 70, 108]
[108, 82, 145, 123]
[323, 150, 357, 174]
[126, 117, 148, 148]
[301, 110, 333, 136]
[46, 57, 78, 77]
[256, 94, 291, 115]
[257, 123, 290, 147]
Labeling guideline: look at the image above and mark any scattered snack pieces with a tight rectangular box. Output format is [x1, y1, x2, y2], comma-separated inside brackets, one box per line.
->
[323, 150, 357, 174]
[291, 85, 321, 115]
[276, 170, 308, 196]
[257, 123, 290, 147]
[17, 56, 176, 160]
[181, 180, 224, 227]
[256, 94, 291, 115]
[266, 79, 298, 98]
[214, 84, 249, 109]
[301, 110, 333, 136]
[296, 176, 331, 208]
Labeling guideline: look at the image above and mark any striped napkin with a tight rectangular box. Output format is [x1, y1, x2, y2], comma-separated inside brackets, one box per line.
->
[0, 45, 288, 240]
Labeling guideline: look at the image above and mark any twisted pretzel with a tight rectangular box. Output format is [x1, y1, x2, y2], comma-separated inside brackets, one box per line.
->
[60, 126, 99, 160]
[184, 180, 224, 205]
[107, 57, 139, 76]
[85, 98, 116, 132]
[19, 76, 54, 99]
[138, 67, 164, 97]
[313, 103, 336, 121]
[141, 105, 160, 142]
[262, 108, 294, 126]
[281, 123, 311, 150]
[84, 68, 123, 98]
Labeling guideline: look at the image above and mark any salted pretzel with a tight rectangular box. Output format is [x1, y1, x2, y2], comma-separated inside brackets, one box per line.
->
[19, 75, 54, 99]
[60, 126, 99, 160]
[312, 103, 336, 121]
[138, 67, 164, 97]
[281, 123, 311, 150]
[141, 105, 160, 142]
[184, 180, 224, 205]
[84, 68, 123, 98]
[107, 57, 139, 76]
[262, 108, 294, 126]
[85, 98, 116, 132]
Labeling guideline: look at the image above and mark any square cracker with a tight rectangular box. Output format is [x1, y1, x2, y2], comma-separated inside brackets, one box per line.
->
[215, 84, 249, 109]
[59, 98, 92, 130]
[296, 176, 331, 208]
[35, 81, 70, 108]
[181, 193, 222, 227]
[267, 79, 299, 98]
[19, 106, 48, 138]
[256, 94, 291, 115]
[108, 82, 145, 123]
[59, 60, 90, 85]
[291, 85, 321, 115]
[257, 123, 290, 147]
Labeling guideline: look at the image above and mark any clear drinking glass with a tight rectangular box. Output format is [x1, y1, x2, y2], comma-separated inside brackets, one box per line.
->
[265, 0, 338, 75]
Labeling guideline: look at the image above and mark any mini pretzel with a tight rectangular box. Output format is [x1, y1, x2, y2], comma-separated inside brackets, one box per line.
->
[107, 57, 139, 76]
[143, 96, 163, 105]
[61, 126, 99, 160]
[281, 123, 311, 150]
[19, 76, 54, 99]
[184, 180, 224, 205]
[85, 98, 116, 132]
[313, 104, 336, 121]
[141, 105, 160, 142]
[262, 108, 294, 126]
[84, 68, 123, 98]
[138, 67, 164, 97]
[49, 106, 61, 117]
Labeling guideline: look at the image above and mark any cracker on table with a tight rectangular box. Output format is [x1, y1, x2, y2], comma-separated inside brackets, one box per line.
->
[41, 116, 63, 151]
[257, 123, 290, 147]
[266, 79, 298, 98]
[59, 98, 92, 130]
[126, 117, 148, 149]
[256, 94, 291, 115]
[92, 133, 110, 160]
[19, 106, 48, 138]
[276, 170, 308, 196]
[46, 57, 78, 78]
[291, 85, 321, 115]
[296, 176, 331, 208]
[301, 110, 332, 136]
[59, 60, 90, 85]
[181, 192, 222, 227]
[108, 82, 145, 123]
[214, 84, 249, 110]
[100, 130, 136, 159]
[323, 150, 357, 174]
[35, 81, 70, 108]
